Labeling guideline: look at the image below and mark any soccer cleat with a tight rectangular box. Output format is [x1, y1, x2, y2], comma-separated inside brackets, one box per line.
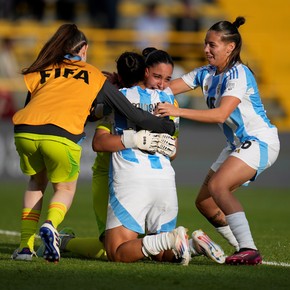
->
[225, 248, 262, 265]
[11, 247, 36, 261]
[36, 242, 45, 258]
[37, 227, 75, 257]
[59, 227, 75, 252]
[171, 226, 191, 266]
[39, 221, 60, 263]
[192, 229, 225, 264]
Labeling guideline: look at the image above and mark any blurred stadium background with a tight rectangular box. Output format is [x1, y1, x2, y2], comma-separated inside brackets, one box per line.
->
[0, 0, 289, 188]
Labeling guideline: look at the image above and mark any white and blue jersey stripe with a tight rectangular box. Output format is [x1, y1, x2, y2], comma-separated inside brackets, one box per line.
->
[111, 86, 178, 174]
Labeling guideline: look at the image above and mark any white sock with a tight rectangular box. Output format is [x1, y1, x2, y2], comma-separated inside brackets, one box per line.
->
[226, 212, 257, 250]
[216, 225, 240, 251]
[142, 232, 172, 257]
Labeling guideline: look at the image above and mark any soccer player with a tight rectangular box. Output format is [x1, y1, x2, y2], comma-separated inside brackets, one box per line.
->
[95, 50, 186, 264]
[11, 24, 175, 262]
[95, 50, 225, 264]
[93, 47, 179, 245]
[155, 17, 280, 265]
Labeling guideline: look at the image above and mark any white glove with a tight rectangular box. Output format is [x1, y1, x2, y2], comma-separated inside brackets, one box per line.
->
[121, 130, 159, 153]
[157, 134, 176, 158]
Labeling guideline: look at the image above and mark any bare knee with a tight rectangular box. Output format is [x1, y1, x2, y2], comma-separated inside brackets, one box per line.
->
[105, 242, 119, 262]
[207, 177, 227, 198]
[195, 198, 205, 214]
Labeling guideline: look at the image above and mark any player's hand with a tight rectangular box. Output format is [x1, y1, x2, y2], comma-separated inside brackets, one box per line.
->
[121, 130, 177, 157]
[121, 130, 159, 153]
[155, 102, 180, 117]
[156, 134, 176, 157]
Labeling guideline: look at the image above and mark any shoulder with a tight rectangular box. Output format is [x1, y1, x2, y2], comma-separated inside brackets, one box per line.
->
[83, 62, 103, 74]
[226, 63, 251, 78]
[119, 86, 139, 95]
[224, 64, 256, 90]
[152, 87, 174, 98]
[163, 87, 174, 95]
[185, 65, 214, 78]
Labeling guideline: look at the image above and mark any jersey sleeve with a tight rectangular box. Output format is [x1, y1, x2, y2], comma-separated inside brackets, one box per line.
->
[181, 69, 200, 89]
[222, 66, 248, 101]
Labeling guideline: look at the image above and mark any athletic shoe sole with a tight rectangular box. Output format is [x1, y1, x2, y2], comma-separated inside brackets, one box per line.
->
[192, 230, 225, 264]
[172, 226, 191, 266]
[39, 222, 60, 263]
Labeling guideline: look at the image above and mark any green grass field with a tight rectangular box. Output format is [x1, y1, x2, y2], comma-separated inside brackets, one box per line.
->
[1, 181, 289, 290]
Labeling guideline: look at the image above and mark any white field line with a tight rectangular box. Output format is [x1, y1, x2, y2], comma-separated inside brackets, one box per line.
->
[1, 229, 290, 267]
[0, 229, 40, 238]
[0, 229, 20, 236]
[263, 261, 290, 267]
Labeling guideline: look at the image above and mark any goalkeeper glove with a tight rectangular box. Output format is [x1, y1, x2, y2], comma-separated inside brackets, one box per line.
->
[156, 134, 176, 158]
[121, 130, 159, 153]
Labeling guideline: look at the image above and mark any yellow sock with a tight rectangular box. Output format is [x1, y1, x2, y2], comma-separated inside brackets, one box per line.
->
[19, 208, 41, 251]
[66, 237, 106, 260]
[46, 202, 67, 229]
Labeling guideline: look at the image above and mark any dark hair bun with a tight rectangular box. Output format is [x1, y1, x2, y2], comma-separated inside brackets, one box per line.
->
[233, 16, 246, 28]
[142, 47, 157, 58]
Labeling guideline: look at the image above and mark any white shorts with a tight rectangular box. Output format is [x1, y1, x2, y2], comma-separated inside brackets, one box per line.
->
[106, 171, 178, 234]
[211, 140, 280, 184]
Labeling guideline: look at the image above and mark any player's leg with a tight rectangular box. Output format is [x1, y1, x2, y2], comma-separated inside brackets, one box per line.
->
[12, 135, 47, 260]
[196, 169, 228, 225]
[195, 169, 239, 251]
[65, 237, 107, 259]
[196, 146, 241, 252]
[211, 141, 279, 265]
[21, 169, 48, 245]
[12, 170, 48, 260]
[142, 226, 190, 265]
[54, 154, 109, 260]
[105, 225, 189, 265]
[48, 180, 77, 226]
[56, 171, 107, 259]
[208, 155, 261, 264]
[91, 152, 110, 242]
[38, 138, 81, 262]
[105, 226, 141, 262]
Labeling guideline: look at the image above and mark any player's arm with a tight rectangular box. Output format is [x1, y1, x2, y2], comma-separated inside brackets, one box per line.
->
[169, 78, 192, 95]
[156, 96, 240, 123]
[95, 80, 175, 136]
[92, 127, 124, 152]
[93, 126, 176, 157]
[92, 115, 176, 157]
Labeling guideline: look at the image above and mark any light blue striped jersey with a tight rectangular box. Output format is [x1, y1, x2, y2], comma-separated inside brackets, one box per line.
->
[112, 86, 178, 175]
[182, 62, 279, 149]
